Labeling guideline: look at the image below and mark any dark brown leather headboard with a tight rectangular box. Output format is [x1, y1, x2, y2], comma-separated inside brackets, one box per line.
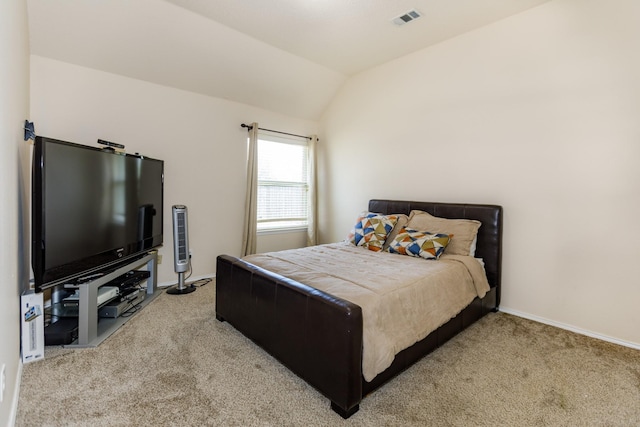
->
[368, 199, 503, 306]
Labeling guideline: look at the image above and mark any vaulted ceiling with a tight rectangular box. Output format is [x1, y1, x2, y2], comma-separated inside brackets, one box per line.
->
[27, 0, 550, 120]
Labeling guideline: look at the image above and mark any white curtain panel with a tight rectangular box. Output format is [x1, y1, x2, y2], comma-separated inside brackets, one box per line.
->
[306, 135, 318, 246]
[241, 122, 259, 256]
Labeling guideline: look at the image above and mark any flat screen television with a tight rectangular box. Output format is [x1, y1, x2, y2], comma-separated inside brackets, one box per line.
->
[32, 136, 164, 292]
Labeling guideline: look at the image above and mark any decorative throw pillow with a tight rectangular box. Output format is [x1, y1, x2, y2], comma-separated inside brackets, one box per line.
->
[382, 213, 409, 251]
[347, 212, 399, 252]
[387, 227, 452, 260]
[407, 210, 481, 256]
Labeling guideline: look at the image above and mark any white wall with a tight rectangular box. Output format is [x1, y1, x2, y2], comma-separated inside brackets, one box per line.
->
[0, 1, 30, 425]
[26, 0, 345, 121]
[30, 56, 319, 286]
[256, 230, 307, 254]
[320, 0, 640, 347]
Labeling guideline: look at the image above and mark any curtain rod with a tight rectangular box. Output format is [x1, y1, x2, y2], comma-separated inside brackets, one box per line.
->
[241, 123, 313, 141]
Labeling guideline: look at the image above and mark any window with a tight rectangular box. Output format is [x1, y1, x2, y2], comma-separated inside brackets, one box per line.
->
[256, 135, 309, 231]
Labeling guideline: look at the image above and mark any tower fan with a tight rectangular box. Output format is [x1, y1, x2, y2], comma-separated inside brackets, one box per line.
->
[167, 205, 196, 294]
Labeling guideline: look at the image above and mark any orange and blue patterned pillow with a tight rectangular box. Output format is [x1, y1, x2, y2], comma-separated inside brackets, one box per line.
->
[387, 226, 452, 260]
[347, 212, 399, 252]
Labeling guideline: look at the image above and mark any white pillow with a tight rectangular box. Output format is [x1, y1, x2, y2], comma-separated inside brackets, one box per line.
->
[407, 210, 481, 257]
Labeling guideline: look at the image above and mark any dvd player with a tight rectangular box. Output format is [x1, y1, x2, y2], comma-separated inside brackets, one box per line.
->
[98, 289, 145, 318]
[108, 270, 151, 289]
[63, 286, 119, 306]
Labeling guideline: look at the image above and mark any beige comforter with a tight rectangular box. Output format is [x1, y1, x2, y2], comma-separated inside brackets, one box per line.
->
[243, 242, 490, 381]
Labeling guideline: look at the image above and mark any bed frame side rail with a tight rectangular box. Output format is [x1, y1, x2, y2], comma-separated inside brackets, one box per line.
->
[216, 254, 364, 417]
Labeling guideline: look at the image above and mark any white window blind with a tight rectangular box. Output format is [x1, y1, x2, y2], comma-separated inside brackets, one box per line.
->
[257, 136, 309, 231]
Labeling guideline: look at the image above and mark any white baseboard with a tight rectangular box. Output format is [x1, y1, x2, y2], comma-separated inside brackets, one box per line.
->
[8, 361, 22, 427]
[158, 273, 215, 288]
[499, 307, 640, 351]
[153, 277, 640, 351]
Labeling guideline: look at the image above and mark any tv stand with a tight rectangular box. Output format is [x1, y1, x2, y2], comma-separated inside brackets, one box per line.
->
[65, 251, 159, 348]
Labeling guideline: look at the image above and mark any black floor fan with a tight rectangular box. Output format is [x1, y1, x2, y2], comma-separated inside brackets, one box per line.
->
[167, 205, 196, 295]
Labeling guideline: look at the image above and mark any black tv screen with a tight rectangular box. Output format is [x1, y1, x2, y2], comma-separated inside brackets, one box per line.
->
[32, 136, 164, 292]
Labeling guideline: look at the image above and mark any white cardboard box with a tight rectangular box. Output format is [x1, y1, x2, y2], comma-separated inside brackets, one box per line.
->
[21, 290, 45, 364]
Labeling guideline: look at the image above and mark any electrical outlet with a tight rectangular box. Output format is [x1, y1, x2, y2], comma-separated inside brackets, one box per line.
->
[0, 363, 6, 403]
[157, 254, 163, 264]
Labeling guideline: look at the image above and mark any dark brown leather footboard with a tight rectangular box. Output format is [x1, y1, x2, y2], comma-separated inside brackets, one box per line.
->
[216, 255, 364, 415]
[216, 200, 502, 418]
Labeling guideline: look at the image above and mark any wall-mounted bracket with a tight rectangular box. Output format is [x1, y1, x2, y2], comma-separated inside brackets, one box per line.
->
[24, 120, 35, 141]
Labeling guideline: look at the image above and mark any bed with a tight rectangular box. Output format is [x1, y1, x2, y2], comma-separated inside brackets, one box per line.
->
[215, 199, 502, 418]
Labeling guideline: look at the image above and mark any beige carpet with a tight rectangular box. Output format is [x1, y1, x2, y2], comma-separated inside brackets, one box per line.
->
[16, 281, 640, 426]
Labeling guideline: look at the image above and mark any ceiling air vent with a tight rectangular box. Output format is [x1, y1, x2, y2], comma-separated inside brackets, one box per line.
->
[392, 9, 422, 26]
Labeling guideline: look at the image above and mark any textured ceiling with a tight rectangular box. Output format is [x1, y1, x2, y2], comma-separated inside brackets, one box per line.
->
[27, 0, 551, 120]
